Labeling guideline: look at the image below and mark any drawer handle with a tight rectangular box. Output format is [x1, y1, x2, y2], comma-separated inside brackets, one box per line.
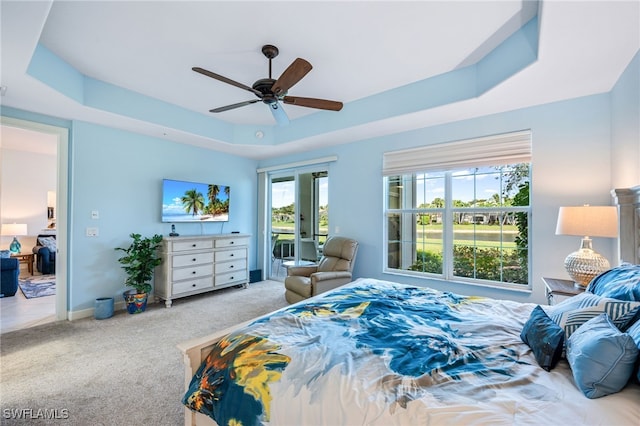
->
[192, 271, 197, 274]
[230, 253, 234, 257]
[229, 265, 234, 269]
[192, 244, 197, 247]
[230, 241, 234, 245]
[192, 283, 196, 287]
[192, 258, 197, 262]
[230, 276, 234, 280]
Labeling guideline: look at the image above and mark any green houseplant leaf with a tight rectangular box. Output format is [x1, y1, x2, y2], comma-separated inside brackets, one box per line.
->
[115, 233, 163, 294]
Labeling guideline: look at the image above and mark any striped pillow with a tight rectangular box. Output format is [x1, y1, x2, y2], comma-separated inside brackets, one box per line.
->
[544, 293, 640, 339]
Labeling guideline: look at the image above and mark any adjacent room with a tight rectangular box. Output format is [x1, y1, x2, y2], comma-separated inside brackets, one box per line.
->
[1, 1, 639, 424]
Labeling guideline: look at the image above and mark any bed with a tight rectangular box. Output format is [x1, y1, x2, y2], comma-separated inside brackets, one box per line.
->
[178, 186, 640, 426]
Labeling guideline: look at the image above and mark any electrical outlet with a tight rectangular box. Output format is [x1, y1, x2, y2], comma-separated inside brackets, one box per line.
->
[86, 227, 99, 237]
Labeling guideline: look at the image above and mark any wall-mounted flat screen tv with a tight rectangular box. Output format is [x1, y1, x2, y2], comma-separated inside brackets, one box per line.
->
[162, 179, 230, 222]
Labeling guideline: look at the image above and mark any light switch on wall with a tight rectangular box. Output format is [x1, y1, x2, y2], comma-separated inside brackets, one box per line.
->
[91, 210, 99, 219]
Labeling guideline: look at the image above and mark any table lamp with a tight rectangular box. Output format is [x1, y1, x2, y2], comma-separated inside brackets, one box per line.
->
[1, 223, 28, 254]
[555, 205, 618, 287]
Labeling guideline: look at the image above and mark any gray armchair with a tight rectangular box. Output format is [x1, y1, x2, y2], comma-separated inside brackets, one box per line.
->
[284, 236, 359, 304]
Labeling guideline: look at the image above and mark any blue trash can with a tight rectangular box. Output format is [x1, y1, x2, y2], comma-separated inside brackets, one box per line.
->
[95, 297, 114, 320]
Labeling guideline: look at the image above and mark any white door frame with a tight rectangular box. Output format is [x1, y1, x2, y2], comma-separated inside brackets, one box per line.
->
[1, 116, 69, 321]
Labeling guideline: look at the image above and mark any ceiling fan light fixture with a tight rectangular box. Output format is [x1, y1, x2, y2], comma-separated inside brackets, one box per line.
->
[193, 44, 342, 124]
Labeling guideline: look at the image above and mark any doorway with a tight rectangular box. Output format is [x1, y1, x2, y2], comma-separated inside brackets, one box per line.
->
[0, 117, 69, 333]
[269, 167, 328, 280]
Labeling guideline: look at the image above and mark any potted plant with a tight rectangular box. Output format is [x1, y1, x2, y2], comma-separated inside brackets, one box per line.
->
[115, 233, 163, 314]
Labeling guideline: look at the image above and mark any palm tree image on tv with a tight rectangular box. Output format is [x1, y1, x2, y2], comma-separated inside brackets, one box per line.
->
[162, 179, 230, 222]
[181, 189, 205, 217]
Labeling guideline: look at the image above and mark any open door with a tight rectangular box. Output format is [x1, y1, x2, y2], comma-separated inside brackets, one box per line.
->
[268, 168, 328, 280]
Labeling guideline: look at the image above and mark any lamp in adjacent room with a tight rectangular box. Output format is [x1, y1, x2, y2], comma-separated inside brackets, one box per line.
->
[1, 223, 28, 254]
[555, 205, 618, 287]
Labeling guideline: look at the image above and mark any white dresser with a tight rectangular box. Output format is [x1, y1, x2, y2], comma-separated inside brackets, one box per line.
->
[155, 234, 250, 307]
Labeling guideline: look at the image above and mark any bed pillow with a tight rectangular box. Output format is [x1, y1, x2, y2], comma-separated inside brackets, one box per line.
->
[586, 264, 640, 301]
[626, 320, 640, 383]
[566, 314, 638, 399]
[544, 292, 640, 339]
[520, 305, 564, 371]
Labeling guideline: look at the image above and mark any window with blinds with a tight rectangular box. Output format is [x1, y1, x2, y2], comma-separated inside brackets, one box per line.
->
[383, 130, 532, 289]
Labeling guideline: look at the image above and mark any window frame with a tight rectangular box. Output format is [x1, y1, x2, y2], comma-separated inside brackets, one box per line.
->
[383, 166, 531, 292]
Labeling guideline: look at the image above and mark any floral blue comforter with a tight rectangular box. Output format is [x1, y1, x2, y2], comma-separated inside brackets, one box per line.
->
[183, 278, 640, 426]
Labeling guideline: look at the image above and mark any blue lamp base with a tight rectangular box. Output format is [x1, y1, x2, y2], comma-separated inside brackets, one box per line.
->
[9, 237, 21, 254]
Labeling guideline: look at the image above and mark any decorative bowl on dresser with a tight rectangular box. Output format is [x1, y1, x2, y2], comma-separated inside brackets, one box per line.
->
[154, 234, 250, 307]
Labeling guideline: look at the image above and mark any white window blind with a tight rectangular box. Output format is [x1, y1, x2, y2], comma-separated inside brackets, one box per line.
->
[382, 130, 531, 176]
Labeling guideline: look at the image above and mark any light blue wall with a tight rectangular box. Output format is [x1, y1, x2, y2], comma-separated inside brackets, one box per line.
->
[611, 51, 640, 188]
[69, 122, 257, 310]
[3, 52, 637, 314]
[258, 93, 615, 305]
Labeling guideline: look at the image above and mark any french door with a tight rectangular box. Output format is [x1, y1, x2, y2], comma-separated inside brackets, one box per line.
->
[268, 166, 328, 279]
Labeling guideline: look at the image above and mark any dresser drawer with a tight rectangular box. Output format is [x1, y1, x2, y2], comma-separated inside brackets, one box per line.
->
[215, 270, 248, 287]
[172, 252, 214, 268]
[215, 248, 246, 262]
[173, 276, 213, 295]
[215, 259, 246, 275]
[173, 264, 214, 281]
[214, 237, 249, 249]
[172, 239, 214, 252]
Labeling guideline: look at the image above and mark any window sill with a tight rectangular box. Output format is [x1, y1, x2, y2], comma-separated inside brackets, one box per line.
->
[383, 269, 533, 295]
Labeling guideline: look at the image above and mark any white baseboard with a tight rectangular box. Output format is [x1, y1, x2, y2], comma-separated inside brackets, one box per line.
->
[67, 297, 158, 320]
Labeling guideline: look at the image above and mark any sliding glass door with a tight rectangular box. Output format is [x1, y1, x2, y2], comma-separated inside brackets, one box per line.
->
[269, 167, 328, 280]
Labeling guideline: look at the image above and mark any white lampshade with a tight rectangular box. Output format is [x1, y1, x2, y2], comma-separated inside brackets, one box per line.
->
[555, 205, 618, 287]
[1, 223, 28, 236]
[555, 206, 618, 238]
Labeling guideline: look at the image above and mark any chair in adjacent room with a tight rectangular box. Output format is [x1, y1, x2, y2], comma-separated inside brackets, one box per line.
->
[271, 234, 283, 275]
[32, 234, 56, 275]
[284, 236, 359, 304]
[1, 257, 20, 297]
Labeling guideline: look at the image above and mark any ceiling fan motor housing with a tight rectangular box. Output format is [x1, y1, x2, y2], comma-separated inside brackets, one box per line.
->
[253, 78, 280, 104]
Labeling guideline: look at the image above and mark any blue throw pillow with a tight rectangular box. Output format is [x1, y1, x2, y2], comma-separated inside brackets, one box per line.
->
[544, 292, 640, 339]
[587, 264, 640, 301]
[0, 250, 10, 258]
[566, 314, 638, 399]
[520, 305, 564, 371]
[626, 320, 640, 383]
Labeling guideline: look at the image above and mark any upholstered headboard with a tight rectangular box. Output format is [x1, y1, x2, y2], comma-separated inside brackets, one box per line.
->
[612, 186, 640, 265]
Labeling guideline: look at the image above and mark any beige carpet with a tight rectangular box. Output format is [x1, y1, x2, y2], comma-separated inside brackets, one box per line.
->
[0, 280, 288, 425]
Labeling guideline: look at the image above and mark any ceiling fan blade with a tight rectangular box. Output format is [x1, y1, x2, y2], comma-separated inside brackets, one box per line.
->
[271, 58, 313, 96]
[210, 99, 259, 113]
[270, 102, 290, 126]
[282, 96, 343, 111]
[193, 67, 263, 97]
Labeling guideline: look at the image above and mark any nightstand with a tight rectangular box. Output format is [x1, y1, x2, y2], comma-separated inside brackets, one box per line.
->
[542, 277, 585, 305]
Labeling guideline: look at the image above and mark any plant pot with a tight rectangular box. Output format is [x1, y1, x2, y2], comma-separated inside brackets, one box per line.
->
[94, 297, 114, 319]
[123, 290, 148, 314]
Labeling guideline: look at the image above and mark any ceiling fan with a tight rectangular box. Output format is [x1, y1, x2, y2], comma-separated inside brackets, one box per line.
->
[193, 44, 343, 125]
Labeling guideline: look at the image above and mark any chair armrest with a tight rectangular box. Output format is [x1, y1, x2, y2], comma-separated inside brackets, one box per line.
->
[287, 265, 318, 277]
[312, 271, 352, 282]
[36, 246, 51, 257]
[310, 271, 353, 295]
[1, 258, 19, 270]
